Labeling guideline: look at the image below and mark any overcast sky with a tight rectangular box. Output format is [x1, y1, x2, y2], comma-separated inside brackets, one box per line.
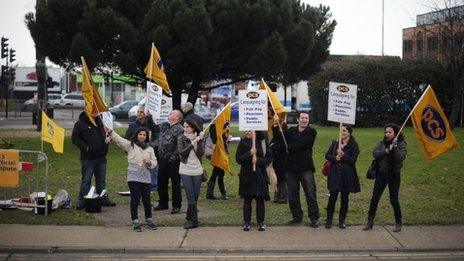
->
[0, 0, 437, 67]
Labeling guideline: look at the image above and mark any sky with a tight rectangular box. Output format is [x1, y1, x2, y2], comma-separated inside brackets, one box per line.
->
[0, 0, 437, 67]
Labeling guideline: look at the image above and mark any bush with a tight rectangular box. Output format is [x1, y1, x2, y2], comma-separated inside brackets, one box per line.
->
[308, 57, 449, 127]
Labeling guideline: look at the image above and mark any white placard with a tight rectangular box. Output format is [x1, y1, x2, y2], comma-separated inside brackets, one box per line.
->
[156, 96, 173, 124]
[146, 81, 163, 121]
[327, 82, 358, 125]
[238, 90, 268, 131]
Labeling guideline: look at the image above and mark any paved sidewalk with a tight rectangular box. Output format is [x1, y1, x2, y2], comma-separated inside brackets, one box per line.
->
[0, 224, 463, 253]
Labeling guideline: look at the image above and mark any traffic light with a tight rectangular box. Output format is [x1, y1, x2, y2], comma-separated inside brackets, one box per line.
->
[9, 67, 16, 81]
[1, 37, 8, 59]
[1, 65, 7, 77]
[46, 76, 53, 88]
[9, 49, 15, 63]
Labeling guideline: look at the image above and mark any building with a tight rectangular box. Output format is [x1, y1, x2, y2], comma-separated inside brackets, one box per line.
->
[402, 5, 464, 60]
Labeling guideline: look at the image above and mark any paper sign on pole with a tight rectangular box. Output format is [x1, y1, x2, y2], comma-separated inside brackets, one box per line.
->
[327, 82, 358, 125]
[238, 90, 268, 131]
[146, 81, 163, 122]
[0, 149, 20, 188]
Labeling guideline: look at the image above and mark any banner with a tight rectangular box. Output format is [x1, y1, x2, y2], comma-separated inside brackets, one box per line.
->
[411, 85, 458, 160]
[327, 82, 358, 124]
[0, 149, 19, 188]
[238, 90, 268, 131]
[146, 81, 163, 123]
[41, 111, 65, 153]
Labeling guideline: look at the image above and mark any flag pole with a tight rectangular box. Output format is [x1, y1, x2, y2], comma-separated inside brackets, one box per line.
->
[338, 122, 343, 149]
[396, 85, 431, 140]
[252, 130, 257, 172]
[204, 102, 232, 134]
[145, 43, 155, 115]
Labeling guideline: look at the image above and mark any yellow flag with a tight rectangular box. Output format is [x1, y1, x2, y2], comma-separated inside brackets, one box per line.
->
[144, 43, 171, 94]
[411, 85, 458, 160]
[41, 111, 65, 153]
[81, 57, 108, 126]
[259, 79, 286, 131]
[211, 103, 232, 173]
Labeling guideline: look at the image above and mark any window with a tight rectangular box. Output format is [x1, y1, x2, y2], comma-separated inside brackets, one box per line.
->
[417, 32, 424, 52]
[427, 36, 438, 51]
[403, 40, 413, 52]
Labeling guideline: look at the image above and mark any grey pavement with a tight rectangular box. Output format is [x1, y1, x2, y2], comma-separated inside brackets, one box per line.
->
[0, 224, 463, 254]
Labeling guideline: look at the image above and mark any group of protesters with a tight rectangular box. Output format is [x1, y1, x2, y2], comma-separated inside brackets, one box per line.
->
[71, 105, 407, 233]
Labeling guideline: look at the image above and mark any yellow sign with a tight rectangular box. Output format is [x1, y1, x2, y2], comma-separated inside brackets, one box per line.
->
[0, 149, 20, 188]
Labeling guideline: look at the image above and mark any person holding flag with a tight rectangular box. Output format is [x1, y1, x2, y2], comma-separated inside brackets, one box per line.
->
[363, 123, 407, 232]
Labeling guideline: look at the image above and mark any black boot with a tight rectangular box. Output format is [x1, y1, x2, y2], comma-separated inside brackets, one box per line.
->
[392, 218, 402, 232]
[363, 215, 375, 231]
[339, 213, 347, 229]
[325, 219, 333, 229]
[184, 203, 199, 229]
[206, 180, 218, 200]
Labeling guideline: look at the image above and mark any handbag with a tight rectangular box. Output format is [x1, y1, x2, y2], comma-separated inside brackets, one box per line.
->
[261, 139, 278, 185]
[322, 142, 337, 176]
[366, 160, 377, 180]
[201, 169, 208, 182]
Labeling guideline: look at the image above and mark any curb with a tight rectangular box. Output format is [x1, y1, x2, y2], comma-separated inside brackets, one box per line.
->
[1, 246, 464, 254]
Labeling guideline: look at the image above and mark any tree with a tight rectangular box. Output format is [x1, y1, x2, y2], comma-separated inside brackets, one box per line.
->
[413, 1, 464, 127]
[26, 0, 335, 108]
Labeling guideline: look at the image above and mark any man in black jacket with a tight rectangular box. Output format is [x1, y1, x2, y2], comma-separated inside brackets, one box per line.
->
[72, 112, 115, 210]
[181, 102, 204, 131]
[285, 111, 320, 227]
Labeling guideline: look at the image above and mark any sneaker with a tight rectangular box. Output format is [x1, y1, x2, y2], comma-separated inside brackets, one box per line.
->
[309, 220, 319, 228]
[153, 205, 168, 211]
[171, 207, 181, 214]
[221, 194, 230, 200]
[132, 224, 142, 232]
[243, 222, 251, 231]
[145, 222, 157, 230]
[339, 221, 346, 229]
[258, 223, 266, 231]
[288, 218, 302, 225]
[325, 220, 333, 229]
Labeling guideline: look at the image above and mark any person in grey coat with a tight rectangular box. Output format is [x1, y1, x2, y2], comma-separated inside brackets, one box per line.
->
[363, 123, 407, 232]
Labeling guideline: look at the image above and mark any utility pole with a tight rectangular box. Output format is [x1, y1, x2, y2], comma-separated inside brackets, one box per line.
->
[35, 0, 47, 131]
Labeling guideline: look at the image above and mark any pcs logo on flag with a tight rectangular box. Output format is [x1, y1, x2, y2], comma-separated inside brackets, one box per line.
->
[421, 105, 446, 142]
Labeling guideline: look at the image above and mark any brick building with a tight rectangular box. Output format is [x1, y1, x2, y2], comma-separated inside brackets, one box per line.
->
[402, 5, 464, 60]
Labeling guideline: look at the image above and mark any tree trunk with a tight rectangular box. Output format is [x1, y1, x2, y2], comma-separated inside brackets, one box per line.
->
[187, 77, 201, 106]
[170, 76, 183, 110]
[449, 79, 463, 129]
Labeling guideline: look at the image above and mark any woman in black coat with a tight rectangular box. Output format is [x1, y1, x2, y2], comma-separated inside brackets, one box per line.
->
[324, 124, 360, 229]
[236, 131, 272, 231]
[364, 123, 407, 232]
[270, 121, 288, 203]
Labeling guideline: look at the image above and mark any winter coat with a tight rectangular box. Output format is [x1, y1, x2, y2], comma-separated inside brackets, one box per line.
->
[71, 112, 108, 160]
[270, 125, 287, 182]
[285, 126, 317, 172]
[325, 138, 361, 193]
[178, 133, 204, 176]
[235, 137, 272, 200]
[373, 139, 407, 179]
[124, 116, 158, 140]
[109, 131, 157, 183]
[156, 122, 184, 162]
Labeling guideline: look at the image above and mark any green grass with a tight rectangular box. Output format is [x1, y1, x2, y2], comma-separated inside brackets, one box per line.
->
[0, 126, 463, 226]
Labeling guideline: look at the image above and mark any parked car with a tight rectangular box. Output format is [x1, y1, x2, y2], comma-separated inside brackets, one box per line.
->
[128, 98, 146, 121]
[109, 100, 139, 120]
[60, 93, 85, 107]
[22, 93, 63, 111]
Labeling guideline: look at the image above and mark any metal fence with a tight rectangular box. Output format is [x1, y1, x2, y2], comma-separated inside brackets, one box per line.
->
[0, 99, 82, 119]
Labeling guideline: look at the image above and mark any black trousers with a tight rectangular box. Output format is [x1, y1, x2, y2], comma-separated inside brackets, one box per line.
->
[209, 166, 226, 195]
[157, 159, 182, 209]
[243, 196, 265, 223]
[368, 172, 402, 221]
[286, 170, 320, 221]
[128, 181, 152, 221]
[326, 191, 349, 221]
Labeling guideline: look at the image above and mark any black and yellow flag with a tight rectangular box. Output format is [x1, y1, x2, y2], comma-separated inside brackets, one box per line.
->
[81, 57, 108, 126]
[411, 85, 458, 160]
[41, 111, 65, 153]
[144, 43, 171, 94]
[211, 103, 232, 173]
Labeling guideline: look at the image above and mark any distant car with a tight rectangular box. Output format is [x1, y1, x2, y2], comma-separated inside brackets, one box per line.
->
[128, 98, 146, 121]
[109, 100, 139, 120]
[231, 101, 239, 121]
[60, 93, 85, 107]
[22, 93, 63, 111]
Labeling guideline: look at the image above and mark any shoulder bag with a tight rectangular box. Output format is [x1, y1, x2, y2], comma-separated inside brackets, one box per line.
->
[366, 159, 377, 180]
[322, 142, 337, 176]
[261, 139, 277, 185]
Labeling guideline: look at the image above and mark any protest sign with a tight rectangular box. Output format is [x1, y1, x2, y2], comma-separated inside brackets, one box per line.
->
[327, 82, 358, 125]
[238, 90, 268, 131]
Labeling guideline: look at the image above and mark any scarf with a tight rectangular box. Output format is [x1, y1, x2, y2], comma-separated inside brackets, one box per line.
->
[383, 137, 396, 178]
[184, 132, 198, 150]
[133, 140, 149, 150]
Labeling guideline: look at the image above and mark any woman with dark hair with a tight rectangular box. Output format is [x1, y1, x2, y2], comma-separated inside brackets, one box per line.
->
[363, 123, 407, 232]
[236, 131, 272, 231]
[206, 121, 231, 200]
[324, 124, 360, 229]
[105, 127, 157, 232]
[178, 118, 205, 229]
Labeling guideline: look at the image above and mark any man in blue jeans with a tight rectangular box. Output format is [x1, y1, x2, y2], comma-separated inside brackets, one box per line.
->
[72, 112, 116, 209]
